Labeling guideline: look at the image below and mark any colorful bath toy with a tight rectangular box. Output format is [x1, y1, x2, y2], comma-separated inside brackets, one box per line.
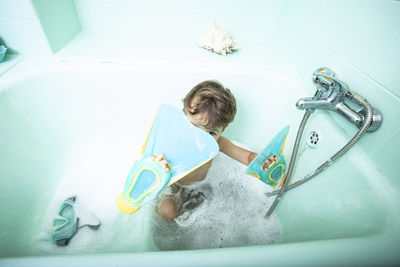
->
[51, 196, 101, 246]
[52, 196, 78, 246]
[0, 45, 7, 62]
[116, 104, 219, 215]
[245, 126, 290, 188]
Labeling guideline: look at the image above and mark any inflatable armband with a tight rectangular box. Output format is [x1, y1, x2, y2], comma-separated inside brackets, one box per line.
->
[245, 126, 289, 188]
[117, 105, 219, 214]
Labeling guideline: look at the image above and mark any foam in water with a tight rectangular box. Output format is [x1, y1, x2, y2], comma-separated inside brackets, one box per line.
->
[152, 151, 281, 250]
[32, 143, 156, 255]
[32, 142, 281, 254]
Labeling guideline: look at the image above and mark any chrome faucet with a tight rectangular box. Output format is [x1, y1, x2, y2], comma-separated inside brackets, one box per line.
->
[296, 67, 382, 132]
[266, 68, 383, 217]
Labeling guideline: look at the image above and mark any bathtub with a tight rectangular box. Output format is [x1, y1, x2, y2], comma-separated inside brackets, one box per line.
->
[0, 58, 399, 266]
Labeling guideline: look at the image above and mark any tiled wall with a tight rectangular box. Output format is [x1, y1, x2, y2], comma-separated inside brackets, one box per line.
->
[0, 0, 80, 56]
[280, 0, 400, 98]
[72, 0, 284, 46]
[70, 0, 399, 95]
[0, 0, 50, 55]
[32, 0, 81, 52]
[277, 0, 400, 185]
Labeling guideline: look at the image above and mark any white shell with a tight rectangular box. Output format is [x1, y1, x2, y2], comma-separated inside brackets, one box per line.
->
[196, 22, 239, 56]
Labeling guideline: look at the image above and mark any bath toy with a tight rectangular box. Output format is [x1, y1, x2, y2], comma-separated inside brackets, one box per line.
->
[0, 45, 7, 62]
[116, 104, 219, 215]
[196, 22, 239, 56]
[245, 126, 289, 188]
[52, 196, 77, 246]
[52, 196, 101, 246]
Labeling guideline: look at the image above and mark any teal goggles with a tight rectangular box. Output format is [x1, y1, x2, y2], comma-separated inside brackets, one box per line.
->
[52, 196, 78, 246]
[51, 196, 101, 246]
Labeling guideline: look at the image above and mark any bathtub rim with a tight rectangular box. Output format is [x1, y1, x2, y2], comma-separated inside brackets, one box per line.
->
[1, 58, 399, 264]
[1, 233, 399, 266]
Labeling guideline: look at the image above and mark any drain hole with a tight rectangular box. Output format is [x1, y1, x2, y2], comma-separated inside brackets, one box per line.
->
[307, 131, 321, 148]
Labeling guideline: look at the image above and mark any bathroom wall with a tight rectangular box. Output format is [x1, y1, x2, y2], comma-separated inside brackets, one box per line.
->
[31, 0, 81, 53]
[277, 0, 400, 185]
[0, 0, 80, 56]
[72, 0, 284, 46]
[0, 0, 49, 55]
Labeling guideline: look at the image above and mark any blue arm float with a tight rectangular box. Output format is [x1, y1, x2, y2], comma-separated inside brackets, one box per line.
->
[0, 45, 7, 63]
[244, 126, 290, 188]
[117, 155, 172, 214]
[116, 105, 219, 215]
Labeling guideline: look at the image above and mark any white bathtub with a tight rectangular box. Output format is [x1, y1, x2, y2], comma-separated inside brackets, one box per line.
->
[0, 58, 399, 266]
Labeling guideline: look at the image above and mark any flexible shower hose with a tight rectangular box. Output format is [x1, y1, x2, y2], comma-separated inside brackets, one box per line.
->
[265, 92, 373, 209]
[265, 109, 313, 217]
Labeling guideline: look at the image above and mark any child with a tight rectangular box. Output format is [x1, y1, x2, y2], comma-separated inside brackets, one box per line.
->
[157, 80, 278, 220]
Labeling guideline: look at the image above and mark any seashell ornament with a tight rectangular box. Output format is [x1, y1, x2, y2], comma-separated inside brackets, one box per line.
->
[196, 22, 239, 56]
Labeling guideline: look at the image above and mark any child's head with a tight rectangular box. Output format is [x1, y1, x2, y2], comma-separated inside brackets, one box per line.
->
[183, 80, 236, 140]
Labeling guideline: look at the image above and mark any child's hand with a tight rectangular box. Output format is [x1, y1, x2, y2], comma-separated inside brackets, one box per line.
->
[262, 155, 278, 172]
[151, 154, 170, 173]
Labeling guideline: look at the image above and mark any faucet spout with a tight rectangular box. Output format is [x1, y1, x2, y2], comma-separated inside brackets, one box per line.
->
[296, 67, 382, 132]
[296, 97, 332, 111]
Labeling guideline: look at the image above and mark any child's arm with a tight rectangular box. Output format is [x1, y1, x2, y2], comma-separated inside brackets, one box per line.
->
[217, 136, 257, 166]
[218, 136, 278, 170]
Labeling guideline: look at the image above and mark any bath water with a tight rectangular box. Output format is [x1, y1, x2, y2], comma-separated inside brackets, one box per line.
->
[32, 143, 155, 254]
[32, 142, 281, 254]
[152, 151, 281, 250]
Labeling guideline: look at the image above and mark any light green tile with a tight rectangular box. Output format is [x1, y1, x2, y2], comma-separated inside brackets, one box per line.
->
[0, 0, 37, 19]
[356, 75, 400, 156]
[182, 0, 216, 10]
[283, 0, 400, 78]
[38, 1, 81, 53]
[73, 1, 137, 35]
[372, 131, 400, 187]
[371, 36, 400, 98]
[0, 17, 52, 56]
[31, 0, 71, 18]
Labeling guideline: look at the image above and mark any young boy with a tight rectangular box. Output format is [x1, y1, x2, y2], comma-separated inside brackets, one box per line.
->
[157, 80, 277, 220]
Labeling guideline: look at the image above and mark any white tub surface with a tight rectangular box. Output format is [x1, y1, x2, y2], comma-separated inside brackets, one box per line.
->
[1, 58, 399, 266]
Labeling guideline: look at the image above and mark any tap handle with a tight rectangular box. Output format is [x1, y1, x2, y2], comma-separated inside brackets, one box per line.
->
[313, 67, 335, 78]
[314, 71, 350, 96]
[312, 67, 336, 90]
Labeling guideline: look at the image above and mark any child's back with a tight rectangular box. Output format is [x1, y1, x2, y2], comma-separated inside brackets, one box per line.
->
[157, 80, 277, 220]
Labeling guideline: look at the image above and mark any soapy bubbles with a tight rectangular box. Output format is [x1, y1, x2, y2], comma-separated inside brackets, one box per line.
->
[152, 151, 281, 250]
